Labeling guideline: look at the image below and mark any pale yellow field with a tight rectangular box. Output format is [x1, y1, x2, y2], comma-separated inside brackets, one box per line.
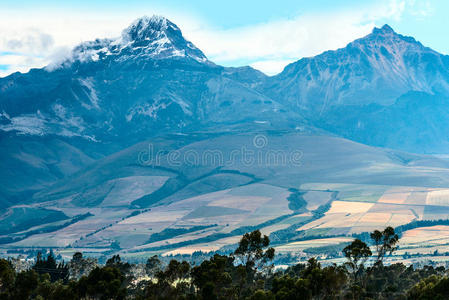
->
[162, 235, 242, 256]
[389, 226, 449, 257]
[401, 226, 449, 246]
[299, 213, 364, 231]
[327, 201, 374, 214]
[275, 237, 354, 253]
[357, 212, 392, 223]
[349, 213, 415, 234]
[298, 199, 417, 234]
[299, 201, 373, 231]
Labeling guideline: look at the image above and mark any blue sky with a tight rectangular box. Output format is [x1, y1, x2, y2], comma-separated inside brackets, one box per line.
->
[0, 0, 446, 76]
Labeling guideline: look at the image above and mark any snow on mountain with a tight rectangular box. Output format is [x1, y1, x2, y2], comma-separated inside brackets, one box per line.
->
[52, 16, 208, 70]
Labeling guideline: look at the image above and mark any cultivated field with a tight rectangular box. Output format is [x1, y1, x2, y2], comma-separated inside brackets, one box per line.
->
[3, 134, 449, 260]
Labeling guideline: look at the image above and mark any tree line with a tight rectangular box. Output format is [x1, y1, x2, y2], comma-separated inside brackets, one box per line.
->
[0, 227, 448, 299]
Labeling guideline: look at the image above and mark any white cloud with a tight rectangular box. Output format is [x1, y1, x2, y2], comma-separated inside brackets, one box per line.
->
[0, 0, 423, 77]
[186, 0, 409, 74]
[2, 29, 54, 54]
[408, 0, 434, 18]
[0, 9, 202, 77]
[250, 60, 295, 76]
[0, 53, 47, 77]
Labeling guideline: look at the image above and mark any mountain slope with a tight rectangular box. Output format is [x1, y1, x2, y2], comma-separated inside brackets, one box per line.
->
[261, 25, 449, 153]
[316, 92, 449, 153]
[264, 25, 449, 113]
[0, 133, 94, 209]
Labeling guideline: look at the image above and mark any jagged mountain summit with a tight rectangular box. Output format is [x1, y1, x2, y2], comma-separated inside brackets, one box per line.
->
[62, 15, 208, 68]
[260, 24, 449, 152]
[264, 24, 449, 112]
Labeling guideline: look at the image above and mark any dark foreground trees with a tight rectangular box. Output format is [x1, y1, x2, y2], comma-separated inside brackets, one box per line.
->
[407, 275, 449, 300]
[267, 258, 347, 300]
[33, 250, 69, 282]
[0, 251, 128, 300]
[1, 227, 449, 299]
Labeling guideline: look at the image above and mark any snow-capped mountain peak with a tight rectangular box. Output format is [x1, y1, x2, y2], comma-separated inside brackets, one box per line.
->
[121, 15, 178, 42]
[117, 15, 208, 61]
[57, 15, 208, 67]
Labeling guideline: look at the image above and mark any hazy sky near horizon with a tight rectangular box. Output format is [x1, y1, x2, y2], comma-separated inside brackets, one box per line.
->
[0, 0, 446, 76]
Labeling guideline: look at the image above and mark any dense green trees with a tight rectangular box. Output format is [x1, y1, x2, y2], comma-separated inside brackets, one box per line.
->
[191, 254, 237, 299]
[78, 266, 127, 299]
[33, 250, 69, 282]
[0, 259, 14, 297]
[269, 258, 347, 299]
[137, 230, 275, 300]
[140, 259, 191, 299]
[1, 227, 449, 299]
[0, 251, 129, 299]
[407, 275, 449, 300]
